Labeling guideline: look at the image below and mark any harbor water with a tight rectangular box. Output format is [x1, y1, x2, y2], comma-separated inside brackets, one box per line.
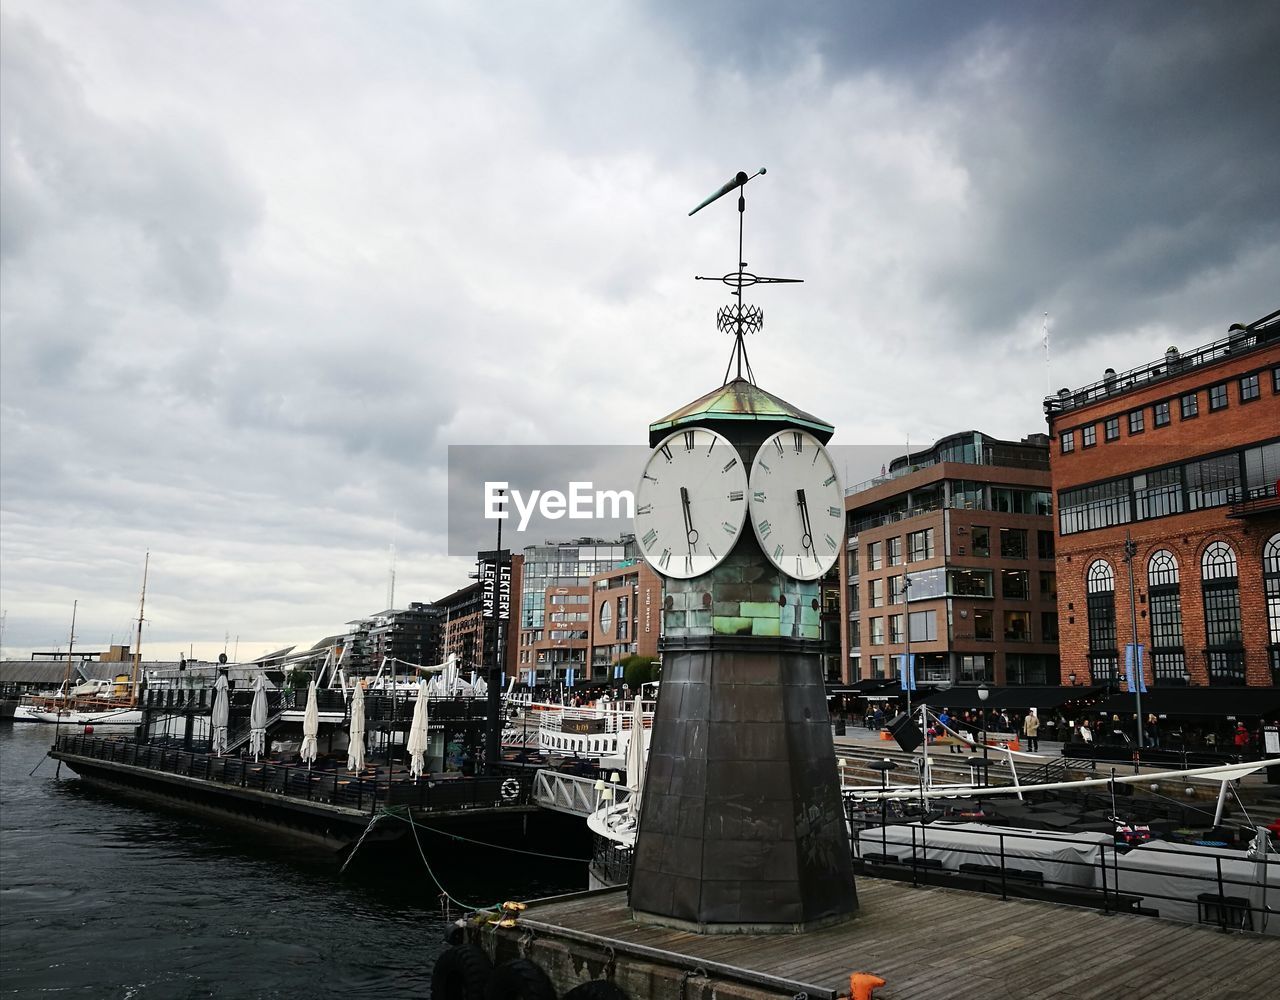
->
[0, 725, 587, 998]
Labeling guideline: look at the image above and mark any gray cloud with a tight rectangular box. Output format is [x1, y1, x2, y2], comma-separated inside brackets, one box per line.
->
[1, 2, 1274, 660]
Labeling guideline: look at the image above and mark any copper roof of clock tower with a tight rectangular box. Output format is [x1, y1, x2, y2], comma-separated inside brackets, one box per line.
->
[649, 377, 834, 443]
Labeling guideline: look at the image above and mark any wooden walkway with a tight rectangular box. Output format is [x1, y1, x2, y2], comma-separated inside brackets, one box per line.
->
[520, 879, 1279, 1000]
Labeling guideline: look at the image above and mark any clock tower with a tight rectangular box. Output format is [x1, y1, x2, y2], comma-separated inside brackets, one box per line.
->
[629, 172, 857, 933]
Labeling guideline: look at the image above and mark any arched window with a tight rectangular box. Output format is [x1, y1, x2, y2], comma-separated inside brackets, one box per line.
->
[1265, 533, 1280, 684]
[1201, 541, 1244, 685]
[1147, 550, 1186, 686]
[1085, 559, 1117, 683]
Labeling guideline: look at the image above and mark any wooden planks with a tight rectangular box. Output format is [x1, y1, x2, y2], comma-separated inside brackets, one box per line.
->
[525, 878, 1280, 999]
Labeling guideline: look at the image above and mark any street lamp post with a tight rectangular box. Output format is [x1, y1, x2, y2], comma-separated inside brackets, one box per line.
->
[903, 573, 913, 720]
[977, 683, 990, 787]
[1122, 530, 1144, 772]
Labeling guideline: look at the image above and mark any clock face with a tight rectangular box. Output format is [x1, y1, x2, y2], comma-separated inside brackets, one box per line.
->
[635, 427, 749, 579]
[748, 429, 844, 580]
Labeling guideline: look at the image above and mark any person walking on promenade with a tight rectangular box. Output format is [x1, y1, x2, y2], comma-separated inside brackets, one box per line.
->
[1022, 709, 1040, 752]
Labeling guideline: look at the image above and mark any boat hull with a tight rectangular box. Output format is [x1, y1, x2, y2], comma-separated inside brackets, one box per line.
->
[24, 706, 142, 725]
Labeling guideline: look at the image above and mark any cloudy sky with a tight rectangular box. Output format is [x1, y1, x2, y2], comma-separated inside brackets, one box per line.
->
[2, 1, 1277, 662]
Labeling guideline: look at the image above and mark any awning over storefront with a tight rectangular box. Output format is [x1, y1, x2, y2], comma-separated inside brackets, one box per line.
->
[919, 685, 1106, 711]
[1096, 687, 1280, 719]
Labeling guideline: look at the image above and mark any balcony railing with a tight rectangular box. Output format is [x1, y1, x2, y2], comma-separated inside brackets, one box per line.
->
[1227, 484, 1280, 519]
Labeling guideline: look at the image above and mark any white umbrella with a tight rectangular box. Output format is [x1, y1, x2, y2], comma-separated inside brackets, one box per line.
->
[625, 695, 646, 816]
[300, 680, 319, 768]
[347, 683, 366, 773]
[406, 679, 430, 781]
[248, 673, 268, 762]
[210, 673, 230, 756]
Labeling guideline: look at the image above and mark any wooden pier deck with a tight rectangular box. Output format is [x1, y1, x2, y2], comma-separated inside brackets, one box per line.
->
[478, 879, 1278, 1000]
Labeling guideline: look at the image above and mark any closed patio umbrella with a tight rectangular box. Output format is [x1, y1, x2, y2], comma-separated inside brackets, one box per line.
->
[211, 673, 230, 756]
[347, 682, 366, 773]
[626, 695, 646, 817]
[249, 672, 268, 762]
[407, 679, 430, 782]
[300, 680, 319, 768]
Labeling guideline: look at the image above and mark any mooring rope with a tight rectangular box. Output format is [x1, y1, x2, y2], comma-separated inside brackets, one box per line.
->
[340, 809, 388, 874]
[402, 816, 591, 863]
[401, 808, 504, 913]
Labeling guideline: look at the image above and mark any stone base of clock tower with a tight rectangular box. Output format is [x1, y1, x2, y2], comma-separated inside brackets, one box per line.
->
[628, 637, 858, 932]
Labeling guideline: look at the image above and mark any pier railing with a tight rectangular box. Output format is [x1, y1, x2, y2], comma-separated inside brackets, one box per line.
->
[850, 819, 1277, 934]
[53, 734, 533, 814]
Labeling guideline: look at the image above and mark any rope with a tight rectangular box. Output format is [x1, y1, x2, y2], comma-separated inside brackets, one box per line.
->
[403, 817, 591, 863]
[340, 809, 386, 874]
[399, 808, 504, 913]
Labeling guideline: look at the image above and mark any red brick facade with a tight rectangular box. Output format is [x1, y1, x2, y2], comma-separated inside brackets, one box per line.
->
[1046, 322, 1280, 689]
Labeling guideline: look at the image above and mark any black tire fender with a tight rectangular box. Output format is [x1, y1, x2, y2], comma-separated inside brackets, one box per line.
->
[484, 957, 557, 1000]
[432, 944, 493, 1000]
[562, 981, 626, 1000]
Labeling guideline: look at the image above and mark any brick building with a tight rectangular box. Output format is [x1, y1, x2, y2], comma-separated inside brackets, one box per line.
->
[587, 560, 662, 678]
[839, 431, 1058, 688]
[436, 553, 523, 682]
[1043, 310, 1280, 690]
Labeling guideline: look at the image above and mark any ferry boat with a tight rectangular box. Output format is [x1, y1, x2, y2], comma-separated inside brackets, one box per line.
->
[508, 684, 657, 760]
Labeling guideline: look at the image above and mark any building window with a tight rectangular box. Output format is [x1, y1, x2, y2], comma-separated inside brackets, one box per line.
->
[1201, 541, 1244, 685]
[907, 528, 935, 562]
[1209, 383, 1229, 411]
[1003, 610, 1031, 642]
[869, 617, 884, 645]
[908, 610, 937, 643]
[1006, 654, 1052, 686]
[1104, 417, 1120, 442]
[869, 655, 884, 679]
[1264, 533, 1280, 683]
[972, 608, 993, 641]
[1041, 611, 1059, 641]
[1037, 530, 1055, 560]
[1186, 454, 1241, 511]
[1153, 401, 1171, 427]
[1001, 569, 1029, 600]
[867, 541, 883, 571]
[886, 536, 903, 566]
[999, 528, 1027, 559]
[1059, 479, 1131, 535]
[1128, 410, 1145, 434]
[1133, 467, 1184, 521]
[888, 575, 904, 605]
[1148, 549, 1186, 687]
[868, 578, 884, 608]
[1180, 392, 1198, 419]
[1039, 571, 1057, 599]
[888, 614, 903, 643]
[1060, 431, 1075, 454]
[1240, 373, 1260, 402]
[958, 654, 991, 684]
[1273, 366, 1280, 394]
[1087, 560, 1117, 683]
[972, 526, 990, 557]
[849, 620, 861, 648]
[1082, 425, 1097, 448]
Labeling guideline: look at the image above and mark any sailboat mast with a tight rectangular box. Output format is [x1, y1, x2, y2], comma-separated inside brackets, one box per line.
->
[131, 552, 149, 706]
[60, 601, 79, 698]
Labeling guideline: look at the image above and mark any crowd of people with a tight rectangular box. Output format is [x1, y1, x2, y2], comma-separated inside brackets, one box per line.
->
[836, 699, 1267, 755]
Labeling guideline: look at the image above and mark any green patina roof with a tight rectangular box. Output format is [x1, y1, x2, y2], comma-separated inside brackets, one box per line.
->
[649, 377, 834, 440]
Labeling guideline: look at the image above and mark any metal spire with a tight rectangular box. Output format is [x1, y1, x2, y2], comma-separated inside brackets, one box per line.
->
[689, 168, 802, 385]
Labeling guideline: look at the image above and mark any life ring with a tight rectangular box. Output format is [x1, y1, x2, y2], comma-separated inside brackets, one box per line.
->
[432, 944, 493, 1000]
[500, 778, 521, 803]
[563, 982, 626, 1000]
[485, 958, 556, 1000]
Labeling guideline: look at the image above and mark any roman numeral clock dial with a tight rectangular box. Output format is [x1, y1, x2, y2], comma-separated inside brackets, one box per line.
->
[749, 429, 844, 580]
[635, 427, 749, 579]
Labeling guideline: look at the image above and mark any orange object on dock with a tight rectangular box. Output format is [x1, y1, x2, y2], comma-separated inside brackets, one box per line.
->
[849, 971, 886, 999]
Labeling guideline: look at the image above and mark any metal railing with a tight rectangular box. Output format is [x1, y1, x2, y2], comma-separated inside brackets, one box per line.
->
[851, 820, 1277, 933]
[52, 734, 533, 813]
[533, 768, 632, 817]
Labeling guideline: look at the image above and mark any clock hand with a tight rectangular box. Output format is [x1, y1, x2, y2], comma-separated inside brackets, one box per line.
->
[681, 486, 698, 548]
[796, 488, 816, 558]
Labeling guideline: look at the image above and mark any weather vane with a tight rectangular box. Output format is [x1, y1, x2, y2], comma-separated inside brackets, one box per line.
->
[689, 167, 802, 385]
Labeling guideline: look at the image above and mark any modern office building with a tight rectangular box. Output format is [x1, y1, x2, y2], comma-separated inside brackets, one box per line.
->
[839, 431, 1059, 688]
[586, 560, 662, 679]
[1043, 310, 1280, 689]
[517, 537, 638, 684]
[343, 603, 445, 675]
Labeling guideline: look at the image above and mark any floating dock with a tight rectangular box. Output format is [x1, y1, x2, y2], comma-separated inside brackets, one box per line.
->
[465, 879, 1278, 1000]
[49, 734, 579, 853]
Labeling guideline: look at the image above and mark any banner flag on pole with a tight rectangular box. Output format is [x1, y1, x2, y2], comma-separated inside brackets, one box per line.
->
[898, 653, 917, 691]
[526, 670, 535, 687]
[566, 667, 575, 688]
[1124, 643, 1147, 693]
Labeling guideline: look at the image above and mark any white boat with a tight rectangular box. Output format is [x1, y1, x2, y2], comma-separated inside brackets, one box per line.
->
[527, 687, 656, 759]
